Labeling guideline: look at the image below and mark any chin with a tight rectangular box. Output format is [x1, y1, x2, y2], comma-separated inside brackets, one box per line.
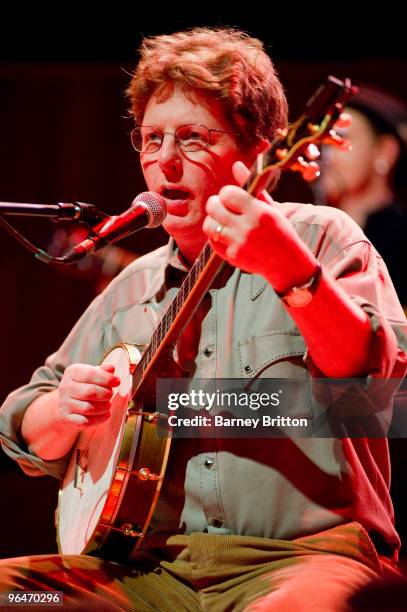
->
[164, 212, 204, 235]
[164, 217, 206, 251]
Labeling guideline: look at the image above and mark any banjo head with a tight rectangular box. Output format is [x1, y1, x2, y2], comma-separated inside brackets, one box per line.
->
[57, 344, 141, 555]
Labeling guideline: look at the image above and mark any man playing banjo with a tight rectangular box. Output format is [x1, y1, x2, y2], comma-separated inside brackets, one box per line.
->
[0, 27, 406, 611]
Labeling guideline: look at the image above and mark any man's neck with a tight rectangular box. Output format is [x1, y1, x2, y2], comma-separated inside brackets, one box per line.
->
[176, 236, 208, 266]
[339, 183, 394, 228]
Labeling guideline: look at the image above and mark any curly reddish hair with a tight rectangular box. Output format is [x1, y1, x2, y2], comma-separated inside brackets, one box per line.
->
[127, 27, 288, 145]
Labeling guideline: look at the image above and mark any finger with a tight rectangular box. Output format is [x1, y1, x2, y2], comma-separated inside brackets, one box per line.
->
[67, 399, 112, 416]
[205, 196, 237, 224]
[97, 364, 121, 386]
[226, 242, 240, 260]
[233, 161, 276, 206]
[233, 160, 251, 186]
[203, 217, 230, 244]
[71, 383, 114, 402]
[211, 238, 240, 262]
[218, 185, 253, 214]
[65, 411, 111, 430]
[207, 234, 230, 258]
[67, 364, 120, 387]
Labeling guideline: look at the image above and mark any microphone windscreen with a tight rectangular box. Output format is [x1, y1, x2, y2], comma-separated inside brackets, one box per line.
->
[133, 191, 167, 228]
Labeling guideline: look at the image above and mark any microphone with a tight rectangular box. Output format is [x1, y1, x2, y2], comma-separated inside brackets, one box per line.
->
[0, 201, 104, 222]
[61, 191, 166, 263]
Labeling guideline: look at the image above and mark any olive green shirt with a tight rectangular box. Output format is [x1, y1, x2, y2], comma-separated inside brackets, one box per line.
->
[1, 203, 406, 556]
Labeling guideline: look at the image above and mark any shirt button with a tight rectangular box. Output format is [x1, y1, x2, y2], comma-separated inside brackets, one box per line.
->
[203, 346, 213, 358]
[204, 458, 214, 469]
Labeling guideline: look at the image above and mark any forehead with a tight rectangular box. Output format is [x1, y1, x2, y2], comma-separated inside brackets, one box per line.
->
[346, 109, 378, 139]
[142, 87, 232, 129]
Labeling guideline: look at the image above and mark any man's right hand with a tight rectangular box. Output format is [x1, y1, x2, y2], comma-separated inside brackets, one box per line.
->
[57, 363, 121, 430]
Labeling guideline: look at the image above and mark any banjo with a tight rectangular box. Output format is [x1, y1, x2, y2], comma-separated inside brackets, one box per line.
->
[57, 76, 355, 561]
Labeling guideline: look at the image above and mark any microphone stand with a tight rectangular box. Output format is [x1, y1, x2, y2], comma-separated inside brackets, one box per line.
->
[0, 200, 107, 264]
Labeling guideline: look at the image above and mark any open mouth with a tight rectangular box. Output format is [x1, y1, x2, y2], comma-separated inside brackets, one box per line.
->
[161, 188, 191, 200]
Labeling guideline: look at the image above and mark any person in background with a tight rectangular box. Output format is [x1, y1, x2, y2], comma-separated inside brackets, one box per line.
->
[318, 84, 407, 309]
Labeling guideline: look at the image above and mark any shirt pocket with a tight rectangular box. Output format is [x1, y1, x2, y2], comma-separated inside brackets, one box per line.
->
[238, 330, 311, 419]
[238, 330, 307, 379]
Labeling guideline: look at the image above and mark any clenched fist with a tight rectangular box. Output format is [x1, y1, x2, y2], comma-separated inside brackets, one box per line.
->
[57, 363, 121, 430]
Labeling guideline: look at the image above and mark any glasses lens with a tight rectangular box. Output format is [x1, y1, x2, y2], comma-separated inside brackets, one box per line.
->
[176, 125, 209, 151]
[131, 127, 162, 153]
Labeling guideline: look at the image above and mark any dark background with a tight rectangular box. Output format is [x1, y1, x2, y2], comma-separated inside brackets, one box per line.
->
[0, 7, 406, 559]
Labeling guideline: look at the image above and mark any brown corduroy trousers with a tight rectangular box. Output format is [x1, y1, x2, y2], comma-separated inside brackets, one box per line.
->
[0, 522, 400, 611]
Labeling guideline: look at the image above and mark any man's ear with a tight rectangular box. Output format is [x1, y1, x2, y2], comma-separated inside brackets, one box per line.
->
[376, 134, 401, 174]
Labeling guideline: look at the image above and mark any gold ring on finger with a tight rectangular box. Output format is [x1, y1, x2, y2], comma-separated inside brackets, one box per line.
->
[213, 223, 225, 243]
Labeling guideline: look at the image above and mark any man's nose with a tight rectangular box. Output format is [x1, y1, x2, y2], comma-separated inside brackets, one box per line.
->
[157, 134, 183, 177]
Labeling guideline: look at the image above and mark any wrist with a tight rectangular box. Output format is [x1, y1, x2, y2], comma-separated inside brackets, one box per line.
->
[275, 262, 323, 308]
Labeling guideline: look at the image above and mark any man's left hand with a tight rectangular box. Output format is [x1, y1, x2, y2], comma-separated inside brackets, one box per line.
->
[203, 161, 316, 293]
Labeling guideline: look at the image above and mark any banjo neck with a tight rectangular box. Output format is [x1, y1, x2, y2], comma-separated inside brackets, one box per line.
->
[132, 242, 225, 398]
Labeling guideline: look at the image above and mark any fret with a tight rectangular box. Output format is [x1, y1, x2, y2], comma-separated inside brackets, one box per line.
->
[131, 240, 216, 395]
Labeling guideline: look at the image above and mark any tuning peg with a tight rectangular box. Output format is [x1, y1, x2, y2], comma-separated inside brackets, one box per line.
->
[322, 129, 352, 151]
[276, 127, 289, 139]
[290, 157, 320, 182]
[304, 144, 320, 160]
[334, 112, 352, 129]
[302, 161, 320, 182]
[275, 148, 288, 161]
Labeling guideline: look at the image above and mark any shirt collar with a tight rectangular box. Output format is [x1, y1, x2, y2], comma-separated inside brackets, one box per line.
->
[137, 238, 188, 304]
[167, 238, 190, 273]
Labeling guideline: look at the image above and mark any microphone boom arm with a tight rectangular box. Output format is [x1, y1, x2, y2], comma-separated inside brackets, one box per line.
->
[0, 201, 105, 222]
[0, 193, 166, 265]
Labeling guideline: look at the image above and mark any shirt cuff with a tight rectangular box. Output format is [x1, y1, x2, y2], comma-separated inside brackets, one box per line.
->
[0, 434, 69, 479]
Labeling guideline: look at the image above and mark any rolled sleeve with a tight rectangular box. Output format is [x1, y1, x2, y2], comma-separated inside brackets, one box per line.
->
[327, 240, 406, 379]
[350, 295, 407, 379]
[302, 237, 406, 435]
[0, 293, 109, 478]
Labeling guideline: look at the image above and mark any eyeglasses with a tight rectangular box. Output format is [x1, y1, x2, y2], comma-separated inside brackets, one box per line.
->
[130, 124, 239, 154]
